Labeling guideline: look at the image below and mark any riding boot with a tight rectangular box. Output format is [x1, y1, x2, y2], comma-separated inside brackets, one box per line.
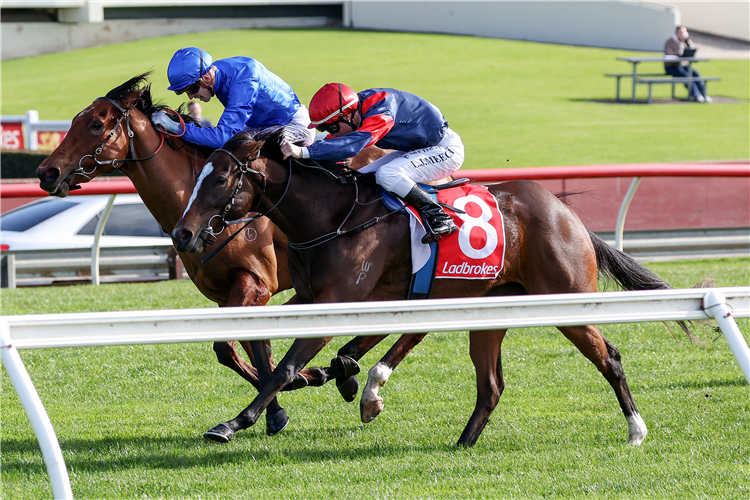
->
[403, 185, 458, 244]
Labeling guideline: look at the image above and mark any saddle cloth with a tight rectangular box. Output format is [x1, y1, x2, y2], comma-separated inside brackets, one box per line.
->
[383, 183, 506, 279]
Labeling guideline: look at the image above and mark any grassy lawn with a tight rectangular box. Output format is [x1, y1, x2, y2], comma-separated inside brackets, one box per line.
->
[2, 29, 748, 169]
[1, 258, 748, 498]
[1, 29, 748, 499]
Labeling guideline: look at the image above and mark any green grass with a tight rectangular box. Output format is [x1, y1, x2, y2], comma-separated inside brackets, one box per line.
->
[1, 258, 749, 498]
[2, 29, 748, 168]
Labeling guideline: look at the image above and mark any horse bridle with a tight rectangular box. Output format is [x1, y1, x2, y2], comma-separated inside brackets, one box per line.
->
[204, 147, 268, 239]
[199, 147, 293, 264]
[75, 96, 166, 179]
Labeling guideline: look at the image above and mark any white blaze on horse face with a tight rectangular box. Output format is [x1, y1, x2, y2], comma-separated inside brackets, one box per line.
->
[626, 412, 647, 445]
[361, 362, 392, 406]
[182, 162, 214, 219]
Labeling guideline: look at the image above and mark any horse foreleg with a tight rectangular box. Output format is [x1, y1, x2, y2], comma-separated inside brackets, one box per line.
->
[360, 333, 428, 423]
[457, 329, 507, 447]
[315, 335, 389, 402]
[204, 336, 333, 443]
[558, 325, 646, 445]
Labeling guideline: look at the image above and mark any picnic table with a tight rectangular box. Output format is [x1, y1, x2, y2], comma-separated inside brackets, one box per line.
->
[607, 56, 715, 102]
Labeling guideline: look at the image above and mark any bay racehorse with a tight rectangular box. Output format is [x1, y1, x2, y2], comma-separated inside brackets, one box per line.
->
[171, 131, 699, 446]
[34, 73, 382, 435]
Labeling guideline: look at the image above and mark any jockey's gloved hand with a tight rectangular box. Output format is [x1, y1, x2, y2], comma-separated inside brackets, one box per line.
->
[151, 111, 180, 134]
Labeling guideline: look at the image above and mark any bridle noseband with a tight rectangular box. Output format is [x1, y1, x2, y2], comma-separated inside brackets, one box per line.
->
[75, 96, 167, 179]
[204, 147, 266, 239]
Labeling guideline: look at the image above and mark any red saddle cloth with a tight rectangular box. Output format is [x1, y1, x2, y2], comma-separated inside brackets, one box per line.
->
[415, 184, 506, 279]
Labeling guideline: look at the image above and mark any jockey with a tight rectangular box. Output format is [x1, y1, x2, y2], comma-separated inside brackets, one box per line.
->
[281, 83, 464, 244]
[152, 47, 314, 148]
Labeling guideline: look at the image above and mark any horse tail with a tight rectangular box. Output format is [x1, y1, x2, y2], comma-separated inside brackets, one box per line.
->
[587, 228, 711, 343]
[587, 229, 671, 291]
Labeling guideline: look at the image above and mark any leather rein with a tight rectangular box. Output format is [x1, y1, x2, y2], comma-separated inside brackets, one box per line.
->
[200, 149, 403, 263]
[74, 97, 178, 180]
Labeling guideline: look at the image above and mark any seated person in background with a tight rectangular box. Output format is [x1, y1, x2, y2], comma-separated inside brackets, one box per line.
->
[187, 101, 212, 127]
[665, 26, 711, 103]
[152, 47, 315, 147]
[281, 83, 464, 244]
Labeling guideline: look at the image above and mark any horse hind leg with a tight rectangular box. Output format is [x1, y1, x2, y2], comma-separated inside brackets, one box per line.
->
[557, 324, 647, 445]
[360, 333, 428, 423]
[457, 329, 507, 447]
[213, 341, 261, 391]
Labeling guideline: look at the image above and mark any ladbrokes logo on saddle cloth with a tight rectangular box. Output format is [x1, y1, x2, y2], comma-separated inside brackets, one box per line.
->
[408, 184, 506, 279]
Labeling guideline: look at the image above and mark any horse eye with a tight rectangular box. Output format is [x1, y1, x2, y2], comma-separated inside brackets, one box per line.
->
[91, 121, 103, 131]
[217, 176, 228, 186]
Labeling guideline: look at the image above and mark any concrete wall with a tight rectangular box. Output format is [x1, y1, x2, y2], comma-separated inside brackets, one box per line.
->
[350, 1, 679, 51]
[644, 1, 750, 42]
[2, 17, 333, 60]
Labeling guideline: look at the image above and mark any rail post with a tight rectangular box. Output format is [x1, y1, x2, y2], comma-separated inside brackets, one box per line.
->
[0, 322, 73, 499]
[703, 289, 750, 383]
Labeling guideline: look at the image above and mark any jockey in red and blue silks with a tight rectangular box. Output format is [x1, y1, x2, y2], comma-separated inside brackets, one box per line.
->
[152, 47, 314, 148]
[281, 83, 464, 243]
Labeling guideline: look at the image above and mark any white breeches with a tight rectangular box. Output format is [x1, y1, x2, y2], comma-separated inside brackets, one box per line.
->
[365, 128, 465, 198]
[245, 104, 316, 146]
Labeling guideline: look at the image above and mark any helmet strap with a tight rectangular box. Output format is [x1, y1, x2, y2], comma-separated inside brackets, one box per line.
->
[337, 83, 358, 131]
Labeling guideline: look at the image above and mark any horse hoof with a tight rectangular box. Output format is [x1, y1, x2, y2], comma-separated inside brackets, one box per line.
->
[291, 373, 309, 390]
[336, 375, 359, 403]
[203, 423, 235, 443]
[266, 408, 290, 436]
[360, 398, 384, 423]
[280, 373, 309, 392]
[331, 355, 360, 378]
[627, 413, 648, 445]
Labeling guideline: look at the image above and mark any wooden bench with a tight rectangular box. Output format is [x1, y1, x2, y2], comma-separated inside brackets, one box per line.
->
[636, 76, 721, 104]
[605, 73, 665, 100]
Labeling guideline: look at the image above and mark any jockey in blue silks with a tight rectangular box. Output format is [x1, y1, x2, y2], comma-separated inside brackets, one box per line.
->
[152, 47, 314, 148]
[281, 83, 465, 243]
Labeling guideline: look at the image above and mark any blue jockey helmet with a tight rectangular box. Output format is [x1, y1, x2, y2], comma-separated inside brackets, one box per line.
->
[167, 47, 213, 91]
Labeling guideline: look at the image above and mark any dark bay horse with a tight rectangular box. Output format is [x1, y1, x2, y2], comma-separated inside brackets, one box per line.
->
[171, 131, 697, 447]
[34, 74, 372, 435]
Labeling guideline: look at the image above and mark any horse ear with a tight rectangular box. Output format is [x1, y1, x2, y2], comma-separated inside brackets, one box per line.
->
[237, 139, 265, 161]
[121, 88, 146, 108]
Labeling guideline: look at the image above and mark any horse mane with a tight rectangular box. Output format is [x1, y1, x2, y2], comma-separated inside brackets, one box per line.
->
[105, 72, 215, 155]
[258, 128, 351, 177]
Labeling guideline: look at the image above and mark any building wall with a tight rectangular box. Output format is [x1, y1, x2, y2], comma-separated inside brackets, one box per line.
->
[644, 1, 750, 42]
[349, 1, 679, 51]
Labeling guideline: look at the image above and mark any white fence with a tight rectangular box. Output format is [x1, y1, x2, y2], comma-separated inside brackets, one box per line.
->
[1, 287, 749, 499]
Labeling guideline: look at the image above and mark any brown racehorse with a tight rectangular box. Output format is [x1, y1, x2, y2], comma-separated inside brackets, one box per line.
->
[171, 131, 697, 447]
[34, 74, 379, 435]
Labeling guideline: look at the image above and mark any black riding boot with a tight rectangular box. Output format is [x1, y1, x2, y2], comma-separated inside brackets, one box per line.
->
[403, 185, 458, 244]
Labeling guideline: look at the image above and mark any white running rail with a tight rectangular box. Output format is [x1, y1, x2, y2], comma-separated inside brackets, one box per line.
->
[2, 287, 749, 499]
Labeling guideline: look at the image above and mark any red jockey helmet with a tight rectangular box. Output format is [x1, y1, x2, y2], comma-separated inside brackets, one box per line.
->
[307, 83, 359, 129]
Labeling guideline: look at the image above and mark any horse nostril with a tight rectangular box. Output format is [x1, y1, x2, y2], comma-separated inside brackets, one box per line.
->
[40, 167, 60, 183]
[172, 228, 193, 245]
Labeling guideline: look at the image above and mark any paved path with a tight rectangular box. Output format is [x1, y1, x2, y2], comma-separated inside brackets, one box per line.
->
[688, 31, 750, 60]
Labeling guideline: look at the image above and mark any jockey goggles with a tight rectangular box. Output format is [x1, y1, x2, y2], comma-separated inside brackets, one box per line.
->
[175, 80, 201, 96]
[315, 83, 357, 134]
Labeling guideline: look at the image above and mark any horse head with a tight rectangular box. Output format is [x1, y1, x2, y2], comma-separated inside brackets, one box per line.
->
[172, 132, 266, 253]
[36, 72, 185, 197]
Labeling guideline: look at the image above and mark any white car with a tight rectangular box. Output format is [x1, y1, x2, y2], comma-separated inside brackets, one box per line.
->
[1, 194, 171, 251]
